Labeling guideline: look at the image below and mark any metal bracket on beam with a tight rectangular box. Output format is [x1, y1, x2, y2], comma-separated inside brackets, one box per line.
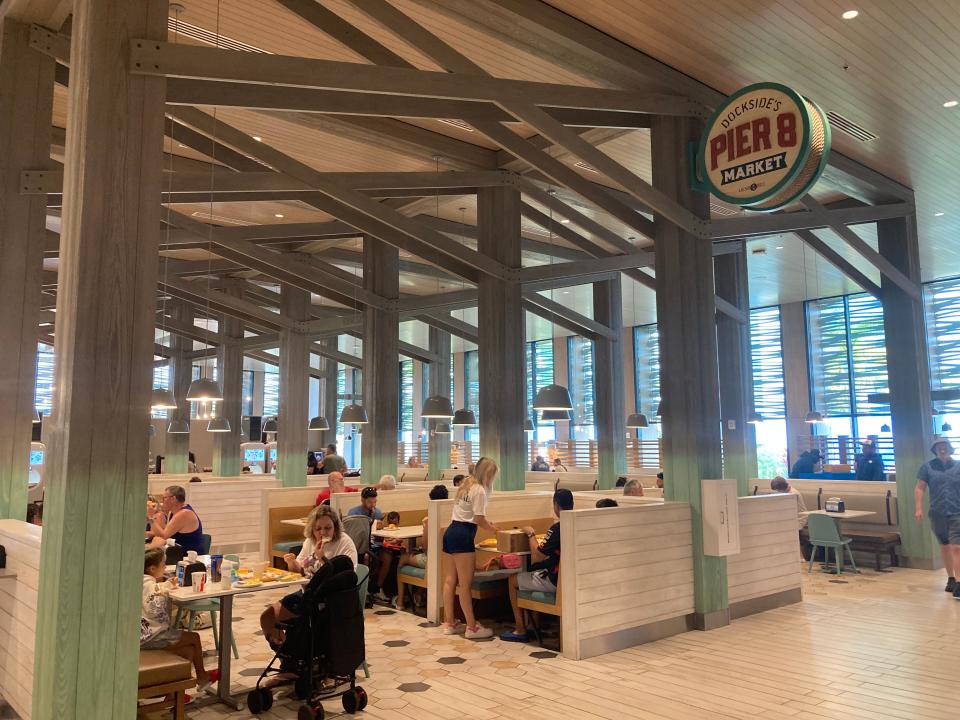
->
[20, 170, 62, 195]
[28, 24, 70, 63]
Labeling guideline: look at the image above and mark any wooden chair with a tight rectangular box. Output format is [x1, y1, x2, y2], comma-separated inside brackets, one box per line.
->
[137, 650, 196, 720]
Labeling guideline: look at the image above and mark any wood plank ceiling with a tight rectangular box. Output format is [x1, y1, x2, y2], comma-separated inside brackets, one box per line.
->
[39, 0, 938, 352]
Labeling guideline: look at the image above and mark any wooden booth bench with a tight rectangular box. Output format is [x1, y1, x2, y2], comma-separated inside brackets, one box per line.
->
[137, 650, 195, 720]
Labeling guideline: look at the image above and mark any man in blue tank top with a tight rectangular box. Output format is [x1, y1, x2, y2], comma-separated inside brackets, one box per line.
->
[147, 485, 205, 555]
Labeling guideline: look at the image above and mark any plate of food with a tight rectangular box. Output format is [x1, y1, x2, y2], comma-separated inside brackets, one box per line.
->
[477, 537, 498, 548]
[233, 579, 263, 588]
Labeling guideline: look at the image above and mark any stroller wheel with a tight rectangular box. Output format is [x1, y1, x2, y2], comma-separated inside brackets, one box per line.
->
[260, 688, 274, 712]
[294, 675, 311, 700]
[355, 686, 368, 711]
[299, 703, 324, 720]
[246, 688, 264, 715]
[342, 689, 358, 713]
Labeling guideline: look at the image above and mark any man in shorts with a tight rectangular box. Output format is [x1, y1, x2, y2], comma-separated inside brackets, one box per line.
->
[916, 438, 960, 597]
[500, 488, 574, 642]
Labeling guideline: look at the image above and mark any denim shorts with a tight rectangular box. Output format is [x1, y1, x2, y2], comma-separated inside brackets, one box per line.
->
[442, 520, 477, 554]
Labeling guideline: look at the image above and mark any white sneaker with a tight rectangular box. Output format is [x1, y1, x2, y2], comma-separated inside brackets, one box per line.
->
[464, 625, 493, 640]
[441, 622, 462, 635]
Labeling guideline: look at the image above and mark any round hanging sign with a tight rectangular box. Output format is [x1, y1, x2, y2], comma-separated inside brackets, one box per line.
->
[696, 82, 831, 211]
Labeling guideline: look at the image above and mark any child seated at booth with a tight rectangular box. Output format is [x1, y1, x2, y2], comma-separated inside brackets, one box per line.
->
[141, 547, 218, 693]
[394, 484, 448, 611]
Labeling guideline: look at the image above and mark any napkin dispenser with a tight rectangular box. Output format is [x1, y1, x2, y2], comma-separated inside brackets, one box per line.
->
[824, 497, 845, 513]
[176, 560, 207, 586]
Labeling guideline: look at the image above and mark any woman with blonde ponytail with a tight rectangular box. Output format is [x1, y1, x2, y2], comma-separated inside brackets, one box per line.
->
[441, 456, 499, 639]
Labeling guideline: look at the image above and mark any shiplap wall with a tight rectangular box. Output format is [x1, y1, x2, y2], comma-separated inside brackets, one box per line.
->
[560, 502, 694, 659]
[727, 495, 803, 610]
[0, 520, 40, 719]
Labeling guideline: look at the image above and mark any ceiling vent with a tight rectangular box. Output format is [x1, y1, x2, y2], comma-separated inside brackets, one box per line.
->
[167, 18, 269, 54]
[826, 111, 877, 142]
[438, 119, 475, 132]
[710, 203, 739, 217]
[574, 161, 599, 173]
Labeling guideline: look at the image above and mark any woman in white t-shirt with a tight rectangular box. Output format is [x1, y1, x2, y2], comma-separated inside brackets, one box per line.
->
[441, 456, 499, 639]
[260, 505, 358, 647]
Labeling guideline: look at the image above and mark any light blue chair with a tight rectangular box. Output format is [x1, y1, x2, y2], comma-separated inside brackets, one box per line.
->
[807, 514, 858, 575]
[172, 552, 241, 659]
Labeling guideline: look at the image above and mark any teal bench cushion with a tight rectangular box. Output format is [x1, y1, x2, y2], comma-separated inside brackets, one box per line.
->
[399, 566, 426, 580]
[273, 541, 303, 553]
[519, 590, 557, 605]
[471, 570, 509, 592]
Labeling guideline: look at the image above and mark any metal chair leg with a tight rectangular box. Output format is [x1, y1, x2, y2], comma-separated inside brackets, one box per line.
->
[845, 544, 859, 573]
[808, 545, 817, 573]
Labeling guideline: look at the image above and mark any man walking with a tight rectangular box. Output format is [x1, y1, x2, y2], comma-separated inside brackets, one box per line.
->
[916, 438, 960, 597]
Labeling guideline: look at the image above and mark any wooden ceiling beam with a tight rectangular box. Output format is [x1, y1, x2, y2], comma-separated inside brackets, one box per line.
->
[129, 42, 695, 115]
[518, 251, 655, 284]
[521, 296, 613, 342]
[710, 201, 915, 239]
[413, 311, 479, 345]
[794, 230, 881, 300]
[160, 273, 295, 332]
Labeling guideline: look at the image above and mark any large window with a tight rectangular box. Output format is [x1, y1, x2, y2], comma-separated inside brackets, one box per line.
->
[463, 350, 479, 446]
[749, 306, 788, 477]
[35, 343, 55, 417]
[567, 336, 595, 440]
[398, 359, 414, 441]
[526, 339, 555, 442]
[242, 370, 255, 417]
[926, 276, 960, 434]
[151, 364, 171, 419]
[263, 371, 280, 417]
[632, 325, 660, 439]
[806, 293, 889, 438]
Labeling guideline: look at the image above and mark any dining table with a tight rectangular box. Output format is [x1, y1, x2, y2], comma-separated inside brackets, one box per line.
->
[371, 525, 423, 552]
[169, 573, 306, 709]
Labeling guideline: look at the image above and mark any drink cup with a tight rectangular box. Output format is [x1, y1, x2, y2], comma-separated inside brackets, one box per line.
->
[220, 561, 235, 589]
[191, 571, 207, 593]
[210, 554, 223, 582]
[187, 550, 198, 562]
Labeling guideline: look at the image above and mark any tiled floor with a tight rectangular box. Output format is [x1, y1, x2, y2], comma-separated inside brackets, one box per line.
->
[174, 560, 960, 720]
[5, 561, 958, 719]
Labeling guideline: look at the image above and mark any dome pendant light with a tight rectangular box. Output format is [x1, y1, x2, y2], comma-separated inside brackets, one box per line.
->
[207, 416, 231, 433]
[151, 388, 178, 410]
[308, 416, 330, 430]
[533, 384, 573, 411]
[186, 377, 223, 403]
[524, 417, 534, 433]
[626, 413, 649, 429]
[541, 409, 571, 422]
[32, 409, 41, 423]
[452, 408, 477, 426]
[422, 395, 454, 419]
[747, 412, 764, 424]
[167, 419, 191, 434]
[262, 418, 278, 434]
[433, 422, 452, 435]
[340, 404, 368, 424]
[805, 410, 824, 423]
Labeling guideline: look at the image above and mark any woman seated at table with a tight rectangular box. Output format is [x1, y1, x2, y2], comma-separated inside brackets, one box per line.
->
[260, 505, 358, 647]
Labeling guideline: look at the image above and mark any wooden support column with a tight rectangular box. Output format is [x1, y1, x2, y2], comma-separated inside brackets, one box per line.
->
[878, 216, 938, 568]
[165, 300, 193, 473]
[593, 278, 627, 488]
[780, 302, 812, 466]
[651, 115, 727, 629]
[318, 336, 339, 447]
[363, 237, 400, 483]
[213, 281, 244, 476]
[714, 240, 757, 494]
[32, 1, 167, 717]
[278, 284, 310, 486]
[428, 326, 452, 480]
[0, 18, 54, 519]
[478, 186, 526, 490]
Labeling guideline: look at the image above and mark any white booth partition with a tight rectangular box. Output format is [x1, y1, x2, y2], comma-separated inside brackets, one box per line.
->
[0, 520, 41, 719]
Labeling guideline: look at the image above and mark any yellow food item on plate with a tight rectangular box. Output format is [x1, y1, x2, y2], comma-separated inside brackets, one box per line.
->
[477, 537, 498, 548]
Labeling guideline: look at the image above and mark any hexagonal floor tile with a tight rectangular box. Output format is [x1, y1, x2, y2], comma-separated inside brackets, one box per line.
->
[436, 656, 466, 665]
[397, 682, 431, 693]
[383, 640, 410, 647]
[529, 650, 558, 659]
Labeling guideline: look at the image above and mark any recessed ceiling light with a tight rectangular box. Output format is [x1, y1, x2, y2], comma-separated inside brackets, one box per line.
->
[559, 218, 571, 224]
[252, 135, 263, 141]
[274, 213, 284, 218]
[944, 101, 958, 108]
[775, 246, 784, 250]
[935, 212, 945, 217]
[841, 10, 858, 19]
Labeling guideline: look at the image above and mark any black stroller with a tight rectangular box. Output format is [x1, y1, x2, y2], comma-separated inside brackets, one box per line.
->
[247, 555, 368, 719]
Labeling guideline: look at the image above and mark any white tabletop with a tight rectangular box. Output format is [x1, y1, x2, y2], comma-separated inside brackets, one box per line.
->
[281, 518, 307, 528]
[170, 576, 306, 602]
[801, 509, 876, 519]
[372, 525, 423, 540]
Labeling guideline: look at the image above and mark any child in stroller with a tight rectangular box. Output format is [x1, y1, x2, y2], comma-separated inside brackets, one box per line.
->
[247, 555, 368, 719]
